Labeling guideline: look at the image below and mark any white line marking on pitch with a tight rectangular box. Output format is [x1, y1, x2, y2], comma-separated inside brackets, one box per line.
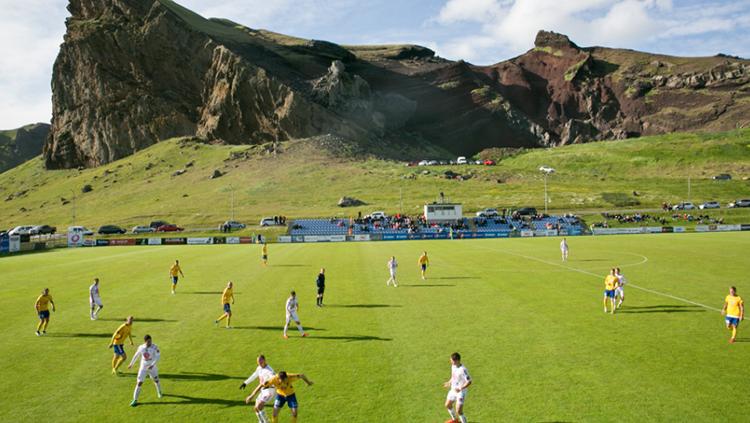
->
[475, 244, 721, 312]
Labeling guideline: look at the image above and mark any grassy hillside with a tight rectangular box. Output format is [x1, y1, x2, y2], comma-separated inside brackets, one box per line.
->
[0, 123, 49, 173]
[1, 130, 749, 231]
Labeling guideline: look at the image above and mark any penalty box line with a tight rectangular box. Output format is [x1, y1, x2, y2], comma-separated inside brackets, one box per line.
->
[474, 244, 721, 313]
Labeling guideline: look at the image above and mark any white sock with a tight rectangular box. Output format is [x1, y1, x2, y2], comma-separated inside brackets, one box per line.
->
[297, 324, 305, 333]
[448, 409, 457, 420]
[133, 386, 142, 401]
[258, 409, 268, 423]
[459, 414, 467, 423]
[155, 381, 162, 396]
[255, 411, 263, 423]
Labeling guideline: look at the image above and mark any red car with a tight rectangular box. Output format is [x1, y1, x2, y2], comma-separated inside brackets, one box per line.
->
[483, 160, 496, 166]
[156, 224, 184, 232]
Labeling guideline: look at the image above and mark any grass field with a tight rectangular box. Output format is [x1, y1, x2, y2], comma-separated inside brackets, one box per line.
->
[2, 233, 750, 422]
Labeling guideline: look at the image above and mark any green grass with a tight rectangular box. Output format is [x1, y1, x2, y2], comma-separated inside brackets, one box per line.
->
[1, 233, 750, 421]
[0, 130, 749, 230]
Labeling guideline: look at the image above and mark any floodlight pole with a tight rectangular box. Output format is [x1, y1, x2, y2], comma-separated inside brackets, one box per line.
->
[543, 172, 549, 214]
[72, 190, 76, 226]
[230, 184, 235, 220]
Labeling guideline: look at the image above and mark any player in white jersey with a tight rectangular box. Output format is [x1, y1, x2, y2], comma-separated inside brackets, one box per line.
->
[560, 238, 569, 261]
[89, 278, 103, 320]
[128, 334, 162, 407]
[283, 291, 307, 339]
[386, 256, 398, 287]
[241, 355, 276, 423]
[444, 352, 472, 423]
[615, 267, 627, 309]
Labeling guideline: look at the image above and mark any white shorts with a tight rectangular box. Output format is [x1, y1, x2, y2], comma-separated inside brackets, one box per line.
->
[90, 296, 103, 307]
[446, 388, 467, 404]
[257, 388, 275, 404]
[389, 271, 396, 278]
[286, 311, 299, 322]
[615, 287, 625, 296]
[136, 365, 159, 383]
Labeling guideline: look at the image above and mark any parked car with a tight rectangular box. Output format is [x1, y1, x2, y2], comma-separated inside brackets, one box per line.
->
[68, 226, 94, 236]
[260, 217, 276, 226]
[220, 220, 246, 230]
[406, 161, 418, 167]
[8, 225, 34, 236]
[699, 201, 721, 209]
[539, 165, 555, 173]
[418, 160, 429, 166]
[476, 208, 499, 218]
[514, 207, 538, 216]
[30, 225, 57, 235]
[672, 202, 696, 210]
[132, 225, 155, 234]
[98, 225, 126, 235]
[0, 230, 7, 238]
[733, 199, 750, 208]
[149, 220, 170, 229]
[428, 160, 439, 166]
[156, 224, 183, 232]
[483, 159, 496, 166]
[713, 174, 732, 180]
[474, 160, 482, 165]
[369, 211, 387, 220]
[456, 156, 468, 165]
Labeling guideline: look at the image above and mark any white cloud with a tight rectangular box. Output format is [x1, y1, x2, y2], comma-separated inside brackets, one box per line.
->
[435, 0, 502, 24]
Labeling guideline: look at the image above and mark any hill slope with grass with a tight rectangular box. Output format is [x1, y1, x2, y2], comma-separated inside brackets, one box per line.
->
[0, 123, 49, 173]
[2, 129, 750, 231]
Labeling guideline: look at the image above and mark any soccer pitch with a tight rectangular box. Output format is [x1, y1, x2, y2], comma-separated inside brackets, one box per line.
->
[1, 233, 749, 422]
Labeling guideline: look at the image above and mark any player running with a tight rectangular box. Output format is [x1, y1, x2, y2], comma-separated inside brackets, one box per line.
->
[560, 238, 569, 261]
[444, 352, 472, 423]
[315, 268, 325, 307]
[34, 288, 55, 336]
[386, 256, 398, 287]
[418, 251, 429, 280]
[169, 259, 184, 295]
[603, 268, 619, 314]
[615, 267, 627, 309]
[109, 316, 134, 375]
[215, 281, 235, 328]
[89, 278, 104, 320]
[283, 291, 307, 339]
[241, 354, 276, 423]
[128, 334, 162, 406]
[262, 243, 268, 266]
[722, 286, 744, 343]
[247, 371, 313, 423]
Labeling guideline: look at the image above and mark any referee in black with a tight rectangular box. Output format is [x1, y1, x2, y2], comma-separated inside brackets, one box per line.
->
[316, 268, 325, 307]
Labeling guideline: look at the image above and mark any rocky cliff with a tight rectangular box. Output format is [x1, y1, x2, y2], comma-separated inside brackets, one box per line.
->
[0, 123, 50, 173]
[44, 0, 750, 168]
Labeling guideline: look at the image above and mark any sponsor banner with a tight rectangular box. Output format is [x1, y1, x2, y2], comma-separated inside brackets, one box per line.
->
[329, 235, 346, 242]
[742, 224, 750, 231]
[163, 237, 187, 245]
[520, 230, 534, 237]
[382, 234, 409, 241]
[67, 231, 84, 247]
[352, 234, 371, 241]
[239, 237, 254, 244]
[135, 239, 147, 245]
[212, 237, 226, 244]
[558, 229, 569, 236]
[673, 227, 686, 233]
[110, 239, 136, 246]
[291, 235, 305, 243]
[661, 227, 674, 233]
[277, 236, 292, 243]
[96, 239, 110, 246]
[83, 239, 96, 247]
[593, 227, 662, 235]
[304, 235, 327, 242]
[148, 238, 162, 245]
[187, 237, 213, 245]
[695, 224, 742, 232]
[226, 237, 241, 244]
[568, 229, 583, 236]
[0, 235, 8, 253]
[534, 229, 558, 237]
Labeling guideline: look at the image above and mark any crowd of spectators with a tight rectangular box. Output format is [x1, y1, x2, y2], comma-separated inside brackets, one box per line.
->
[595, 211, 724, 227]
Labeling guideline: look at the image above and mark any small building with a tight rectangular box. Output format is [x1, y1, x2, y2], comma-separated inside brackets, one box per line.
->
[424, 203, 463, 223]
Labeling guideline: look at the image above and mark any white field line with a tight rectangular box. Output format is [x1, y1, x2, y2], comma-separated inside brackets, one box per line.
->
[475, 244, 721, 313]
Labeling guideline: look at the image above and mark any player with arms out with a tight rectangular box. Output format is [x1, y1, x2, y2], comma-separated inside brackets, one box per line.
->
[128, 334, 162, 406]
[560, 238, 569, 262]
[386, 256, 398, 287]
[169, 259, 184, 295]
[34, 288, 55, 336]
[444, 352, 472, 423]
[240, 354, 276, 423]
[89, 278, 104, 320]
[614, 267, 627, 309]
[418, 251, 429, 280]
[215, 281, 235, 328]
[603, 268, 619, 314]
[108, 316, 134, 375]
[722, 286, 744, 343]
[247, 371, 313, 423]
[283, 291, 307, 339]
[315, 268, 325, 307]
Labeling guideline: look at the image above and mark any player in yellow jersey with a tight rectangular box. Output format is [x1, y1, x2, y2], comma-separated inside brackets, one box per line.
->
[603, 268, 619, 314]
[722, 286, 744, 343]
[34, 288, 55, 336]
[418, 251, 429, 280]
[215, 281, 235, 329]
[169, 259, 184, 294]
[247, 371, 313, 423]
[108, 316, 134, 375]
[262, 243, 268, 266]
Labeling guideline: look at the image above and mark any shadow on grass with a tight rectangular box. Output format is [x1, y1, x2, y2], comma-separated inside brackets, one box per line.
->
[183, 291, 223, 295]
[732, 338, 750, 343]
[271, 264, 311, 267]
[432, 276, 479, 280]
[233, 325, 325, 332]
[97, 318, 178, 322]
[617, 305, 705, 314]
[328, 304, 402, 308]
[46, 332, 111, 338]
[306, 334, 392, 342]
[399, 284, 455, 288]
[122, 372, 245, 381]
[137, 393, 244, 407]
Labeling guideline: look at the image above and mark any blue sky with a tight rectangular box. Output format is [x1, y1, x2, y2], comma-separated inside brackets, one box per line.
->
[1, 0, 748, 129]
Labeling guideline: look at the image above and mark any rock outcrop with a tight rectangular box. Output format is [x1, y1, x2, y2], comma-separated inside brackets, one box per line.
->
[0, 123, 50, 173]
[43, 1, 750, 169]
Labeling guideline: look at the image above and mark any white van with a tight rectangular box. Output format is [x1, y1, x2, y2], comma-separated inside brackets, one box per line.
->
[68, 226, 94, 236]
[456, 156, 468, 165]
[369, 211, 387, 220]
